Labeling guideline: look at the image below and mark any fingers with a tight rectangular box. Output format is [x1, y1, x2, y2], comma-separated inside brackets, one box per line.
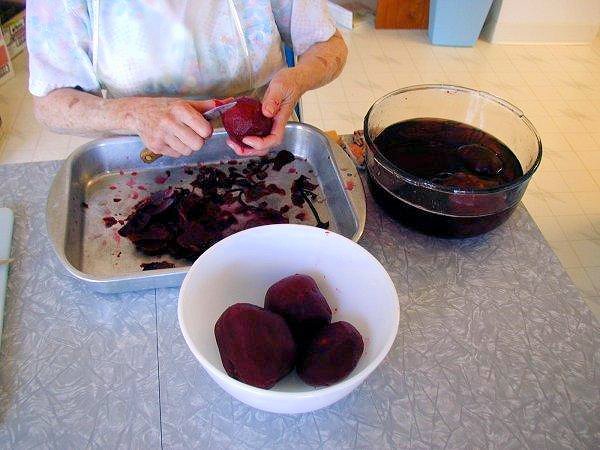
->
[225, 137, 269, 157]
[214, 97, 235, 107]
[261, 84, 282, 118]
[170, 120, 205, 150]
[164, 135, 193, 156]
[172, 102, 213, 140]
[187, 99, 216, 113]
[154, 144, 180, 158]
[242, 104, 292, 153]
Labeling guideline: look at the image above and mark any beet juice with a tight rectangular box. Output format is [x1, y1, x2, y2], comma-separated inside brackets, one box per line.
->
[368, 118, 524, 238]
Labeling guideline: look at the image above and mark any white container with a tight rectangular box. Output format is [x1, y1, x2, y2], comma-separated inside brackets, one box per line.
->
[482, 0, 600, 44]
[178, 224, 400, 414]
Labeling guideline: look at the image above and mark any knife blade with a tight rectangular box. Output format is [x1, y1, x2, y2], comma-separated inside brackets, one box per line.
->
[140, 101, 238, 164]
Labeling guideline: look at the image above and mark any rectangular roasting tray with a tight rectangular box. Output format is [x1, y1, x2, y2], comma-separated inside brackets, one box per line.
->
[46, 123, 366, 293]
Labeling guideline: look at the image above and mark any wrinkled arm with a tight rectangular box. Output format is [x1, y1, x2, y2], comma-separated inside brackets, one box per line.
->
[33, 88, 136, 137]
[290, 30, 348, 94]
[33, 89, 216, 157]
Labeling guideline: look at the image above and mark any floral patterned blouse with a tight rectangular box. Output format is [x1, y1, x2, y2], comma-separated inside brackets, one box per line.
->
[27, 0, 336, 99]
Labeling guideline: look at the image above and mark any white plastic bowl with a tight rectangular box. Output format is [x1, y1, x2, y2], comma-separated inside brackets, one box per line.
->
[178, 224, 399, 414]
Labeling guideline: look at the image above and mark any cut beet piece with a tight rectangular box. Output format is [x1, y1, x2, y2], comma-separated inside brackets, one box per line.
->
[264, 274, 332, 349]
[297, 321, 364, 387]
[222, 97, 273, 149]
[214, 303, 296, 389]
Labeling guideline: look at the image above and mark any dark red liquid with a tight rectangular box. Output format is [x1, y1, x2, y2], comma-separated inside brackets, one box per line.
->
[370, 118, 523, 238]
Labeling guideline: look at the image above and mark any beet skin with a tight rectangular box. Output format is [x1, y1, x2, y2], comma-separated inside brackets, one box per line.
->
[222, 97, 273, 148]
[214, 303, 296, 389]
[297, 321, 364, 387]
[264, 274, 332, 348]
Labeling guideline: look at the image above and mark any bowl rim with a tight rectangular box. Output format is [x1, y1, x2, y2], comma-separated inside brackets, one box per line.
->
[363, 84, 543, 195]
[177, 224, 400, 401]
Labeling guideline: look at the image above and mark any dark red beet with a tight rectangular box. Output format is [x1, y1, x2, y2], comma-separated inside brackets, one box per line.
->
[222, 97, 273, 148]
[214, 303, 296, 389]
[434, 172, 499, 190]
[264, 274, 332, 348]
[457, 144, 503, 176]
[297, 321, 364, 387]
[433, 172, 505, 215]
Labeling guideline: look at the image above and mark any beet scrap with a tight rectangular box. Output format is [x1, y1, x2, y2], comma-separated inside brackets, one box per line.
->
[222, 97, 273, 148]
[214, 303, 296, 389]
[103, 216, 118, 228]
[140, 261, 175, 271]
[297, 321, 364, 387]
[265, 274, 332, 348]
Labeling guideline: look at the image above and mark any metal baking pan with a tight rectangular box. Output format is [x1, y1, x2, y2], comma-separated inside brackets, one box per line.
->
[47, 123, 366, 293]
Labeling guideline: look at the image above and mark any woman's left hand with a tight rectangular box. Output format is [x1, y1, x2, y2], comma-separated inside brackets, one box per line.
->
[226, 67, 305, 156]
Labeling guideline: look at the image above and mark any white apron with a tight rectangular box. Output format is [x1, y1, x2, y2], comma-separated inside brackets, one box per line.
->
[90, 0, 286, 100]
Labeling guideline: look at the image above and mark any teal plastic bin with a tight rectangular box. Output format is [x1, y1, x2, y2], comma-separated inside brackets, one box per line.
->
[428, 0, 494, 47]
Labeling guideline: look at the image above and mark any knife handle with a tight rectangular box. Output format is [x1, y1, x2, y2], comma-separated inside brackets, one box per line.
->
[141, 148, 162, 164]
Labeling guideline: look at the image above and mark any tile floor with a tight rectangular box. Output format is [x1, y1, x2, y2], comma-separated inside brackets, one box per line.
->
[1, 20, 599, 317]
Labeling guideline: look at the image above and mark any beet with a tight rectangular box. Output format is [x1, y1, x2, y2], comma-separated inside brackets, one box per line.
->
[297, 321, 364, 387]
[433, 172, 499, 190]
[457, 144, 503, 176]
[264, 274, 332, 348]
[222, 97, 273, 148]
[140, 261, 175, 271]
[214, 303, 296, 389]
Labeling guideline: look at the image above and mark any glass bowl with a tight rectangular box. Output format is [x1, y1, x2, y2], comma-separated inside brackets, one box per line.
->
[363, 85, 542, 238]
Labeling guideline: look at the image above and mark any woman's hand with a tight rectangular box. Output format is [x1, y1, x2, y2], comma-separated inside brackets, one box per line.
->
[130, 97, 216, 157]
[226, 67, 305, 157]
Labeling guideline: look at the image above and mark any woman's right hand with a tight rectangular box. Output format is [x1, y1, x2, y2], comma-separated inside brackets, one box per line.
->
[128, 97, 216, 157]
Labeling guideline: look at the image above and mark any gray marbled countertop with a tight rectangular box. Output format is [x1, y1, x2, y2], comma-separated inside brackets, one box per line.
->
[0, 161, 599, 449]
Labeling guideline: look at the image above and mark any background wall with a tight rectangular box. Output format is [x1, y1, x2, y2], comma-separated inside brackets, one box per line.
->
[483, 0, 600, 44]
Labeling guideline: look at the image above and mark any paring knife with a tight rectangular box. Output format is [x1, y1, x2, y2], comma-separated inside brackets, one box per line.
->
[140, 101, 237, 164]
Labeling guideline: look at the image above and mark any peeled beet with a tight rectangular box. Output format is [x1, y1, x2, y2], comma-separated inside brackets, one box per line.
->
[264, 274, 332, 348]
[222, 97, 273, 148]
[214, 303, 296, 389]
[297, 321, 364, 387]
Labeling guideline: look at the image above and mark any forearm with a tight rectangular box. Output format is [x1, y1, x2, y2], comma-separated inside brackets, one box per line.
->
[293, 30, 348, 93]
[33, 88, 140, 137]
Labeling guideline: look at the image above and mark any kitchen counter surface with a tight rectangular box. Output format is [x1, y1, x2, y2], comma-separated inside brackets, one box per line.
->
[0, 160, 598, 449]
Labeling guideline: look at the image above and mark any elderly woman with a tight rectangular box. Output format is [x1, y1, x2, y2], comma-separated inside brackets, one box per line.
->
[27, 0, 347, 157]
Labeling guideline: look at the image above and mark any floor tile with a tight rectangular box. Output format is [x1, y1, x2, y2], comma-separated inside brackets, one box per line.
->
[576, 192, 600, 214]
[545, 192, 585, 216]
[570, 240, 600, 267]
[566, 267, 598, 297]
[522, 192, 553, 217]
[550, 241, 581, 269]
[534, 170, 570, 193]
[534, 215, 568, 242]
[585, 267, 600, 292]
[561, 170, 599, 192]
[563, 133, 599, 151]
[576, 151, 600, 170]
